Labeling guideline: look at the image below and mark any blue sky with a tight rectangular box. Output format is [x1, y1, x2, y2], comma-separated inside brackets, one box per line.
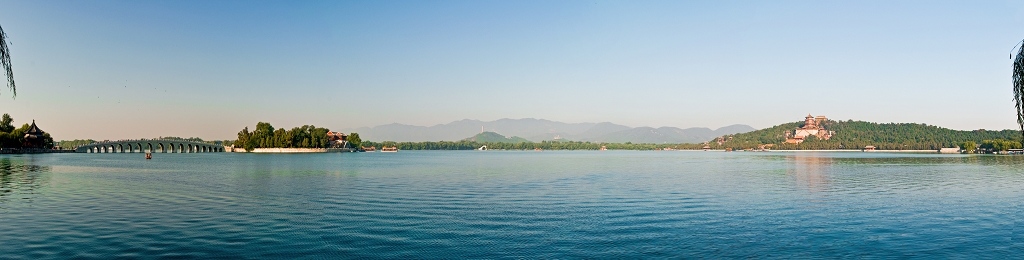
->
[1, 0, 1022, 140]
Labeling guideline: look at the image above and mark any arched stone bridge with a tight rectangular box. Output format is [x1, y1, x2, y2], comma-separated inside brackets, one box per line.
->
[75, 140, 225, 153]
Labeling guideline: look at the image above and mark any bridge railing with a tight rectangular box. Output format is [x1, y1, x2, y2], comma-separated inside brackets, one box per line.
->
[82, 139, 214, 144]
[72, 139, 225, 150]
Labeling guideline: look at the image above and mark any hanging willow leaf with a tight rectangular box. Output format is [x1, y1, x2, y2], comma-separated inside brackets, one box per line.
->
[0, 24, 14, 98]
[1014, 39, 1024, 142]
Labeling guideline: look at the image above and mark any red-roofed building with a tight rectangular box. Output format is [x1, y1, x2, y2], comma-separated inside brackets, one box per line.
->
[326, 131, 348, 147]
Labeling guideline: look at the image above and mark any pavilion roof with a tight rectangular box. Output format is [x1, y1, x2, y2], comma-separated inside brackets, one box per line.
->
[26, 120, 43, 135]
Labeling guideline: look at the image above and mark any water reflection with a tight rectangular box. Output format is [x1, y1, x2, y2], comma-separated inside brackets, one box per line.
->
[785, 154, 833, 193]
[0, 156, 52, 205]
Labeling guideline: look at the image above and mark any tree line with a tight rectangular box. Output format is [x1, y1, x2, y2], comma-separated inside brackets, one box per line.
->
[233, 122, 331, 151]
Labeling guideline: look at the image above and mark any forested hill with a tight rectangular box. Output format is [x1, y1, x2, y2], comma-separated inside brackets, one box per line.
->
[717, 120, 1021, 150]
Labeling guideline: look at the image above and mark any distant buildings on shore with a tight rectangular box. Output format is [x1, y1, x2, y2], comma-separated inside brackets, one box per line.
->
[785, 114, 835, 144]
[326, 131, 348, 147]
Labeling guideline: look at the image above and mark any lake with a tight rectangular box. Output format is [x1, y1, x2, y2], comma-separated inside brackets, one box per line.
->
[0, 151, 1020, 258]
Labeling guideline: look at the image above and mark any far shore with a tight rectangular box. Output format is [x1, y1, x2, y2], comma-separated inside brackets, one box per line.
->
[763, 149, 941, 153]
[684, 149, 964, 153]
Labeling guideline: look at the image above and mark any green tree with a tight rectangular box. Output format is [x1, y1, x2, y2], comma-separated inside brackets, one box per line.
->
[57, 139, 96, 149]
[0, 113, 12, 133]
[234, 127, 254, 152]
[960, 141, 977, 153]
[0, 24, 14, 97]
[252, 122, 274, 148]
[980, 139, 1023, 152]
[347, 133, 361, 148]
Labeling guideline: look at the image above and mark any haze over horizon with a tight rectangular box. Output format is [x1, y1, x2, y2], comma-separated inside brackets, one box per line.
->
[1, 1, 1022, 140]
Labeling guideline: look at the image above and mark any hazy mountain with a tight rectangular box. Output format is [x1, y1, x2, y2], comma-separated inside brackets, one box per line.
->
[339, 118, 754, 144]
[587, 125, 756, 144]
[464, 132, 530, 143]
[573, 122, 634, 140]
[341, 118, 607, 142]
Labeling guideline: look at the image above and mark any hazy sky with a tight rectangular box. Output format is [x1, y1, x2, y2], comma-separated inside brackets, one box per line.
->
[1, 0, 1022, 140]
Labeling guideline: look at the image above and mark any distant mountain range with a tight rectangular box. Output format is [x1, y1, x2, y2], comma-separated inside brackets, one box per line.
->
[464, 132, 531, 143]
[337, 118, 755, 144]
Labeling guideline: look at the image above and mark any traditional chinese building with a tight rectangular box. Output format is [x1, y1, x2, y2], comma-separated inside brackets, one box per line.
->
[22, 120, 46, 148]
[326, 131, 348, 147]
[784, 114, 835, 144]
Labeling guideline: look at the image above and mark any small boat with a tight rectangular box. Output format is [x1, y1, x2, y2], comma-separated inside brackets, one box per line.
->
[362, 146, 376, 152]
[145, 153, 152, 159]
[381, 146, 398, 152]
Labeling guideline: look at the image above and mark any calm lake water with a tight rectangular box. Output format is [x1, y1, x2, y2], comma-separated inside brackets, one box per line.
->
[0, 151, 1020, 258]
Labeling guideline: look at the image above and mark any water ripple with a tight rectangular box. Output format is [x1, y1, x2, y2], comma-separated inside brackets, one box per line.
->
[0, 152, 1019, 258]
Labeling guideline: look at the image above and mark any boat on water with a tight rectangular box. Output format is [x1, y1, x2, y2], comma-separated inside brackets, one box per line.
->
[381, 146, 398, 152]
[362, 146, 376, 152]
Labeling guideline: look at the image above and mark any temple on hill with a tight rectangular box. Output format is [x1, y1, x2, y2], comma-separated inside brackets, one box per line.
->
[785, 114, 834, 144]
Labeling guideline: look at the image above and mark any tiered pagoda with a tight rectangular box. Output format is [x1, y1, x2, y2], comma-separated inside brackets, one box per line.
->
[22, 120, 46, 148]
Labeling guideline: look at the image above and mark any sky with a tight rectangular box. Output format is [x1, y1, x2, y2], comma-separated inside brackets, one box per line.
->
[1, 0, 1023, 140]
